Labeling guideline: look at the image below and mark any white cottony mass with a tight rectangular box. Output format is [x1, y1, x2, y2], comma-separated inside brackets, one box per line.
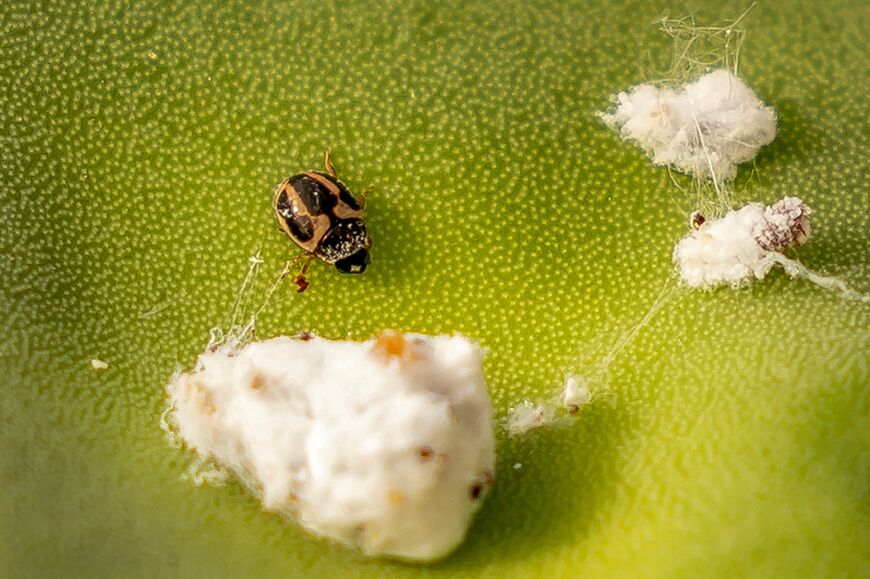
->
[166, 331, 495, 562]
[674, 197, 811, 288]
[602, 69, 776, 181]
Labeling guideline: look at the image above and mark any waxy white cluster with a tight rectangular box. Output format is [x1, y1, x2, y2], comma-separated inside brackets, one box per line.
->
[674, 197, 812, 288]
[602, 69, 776, 181]
[167, 332, 495, 562]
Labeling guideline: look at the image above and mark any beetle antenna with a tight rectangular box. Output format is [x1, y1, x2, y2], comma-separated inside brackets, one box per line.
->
[324, 147, 337, 177]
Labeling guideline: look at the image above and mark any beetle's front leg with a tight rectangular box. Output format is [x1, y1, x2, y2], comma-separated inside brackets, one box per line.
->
[292, 254, 315, 293]
[358, 186, 375, 210]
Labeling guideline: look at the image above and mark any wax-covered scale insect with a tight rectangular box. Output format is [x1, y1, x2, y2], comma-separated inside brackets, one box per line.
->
[164, 331, 496, 562]
[674, 197, 867, 301]
[274, 149, 372, 291]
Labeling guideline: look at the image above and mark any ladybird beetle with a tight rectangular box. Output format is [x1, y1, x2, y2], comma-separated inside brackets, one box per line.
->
[274, 149, 372, 281]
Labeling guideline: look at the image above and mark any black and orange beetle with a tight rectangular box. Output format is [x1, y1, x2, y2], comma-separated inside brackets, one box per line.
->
[274, 149, 372, 290]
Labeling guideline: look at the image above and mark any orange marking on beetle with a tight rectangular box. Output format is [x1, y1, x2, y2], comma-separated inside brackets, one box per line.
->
[331, 203, 362, 221]
[303, 171, 364, 220]
[273, 179, 331, 254]
[304, 171, 340, 196]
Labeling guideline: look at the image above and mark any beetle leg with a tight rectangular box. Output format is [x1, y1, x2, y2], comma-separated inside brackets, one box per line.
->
[324, 147, 337, 178]
[358, 186, 374, 210]
[292, 254, 315, 293]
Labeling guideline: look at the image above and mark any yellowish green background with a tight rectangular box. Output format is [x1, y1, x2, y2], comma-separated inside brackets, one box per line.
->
[1, 1, 867, 577]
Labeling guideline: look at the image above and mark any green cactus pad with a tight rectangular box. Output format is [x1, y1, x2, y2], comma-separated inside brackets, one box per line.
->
[1, 1, 867, 577]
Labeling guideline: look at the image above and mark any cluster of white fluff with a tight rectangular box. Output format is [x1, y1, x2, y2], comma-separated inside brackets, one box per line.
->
[166, 332, 495, 562]
[674, 197, 811, 288]
[506, 400, 555, 436]
[562, 375, 592, 411]
[506, 375, 596, 437]
[602, 69, 776, 181]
